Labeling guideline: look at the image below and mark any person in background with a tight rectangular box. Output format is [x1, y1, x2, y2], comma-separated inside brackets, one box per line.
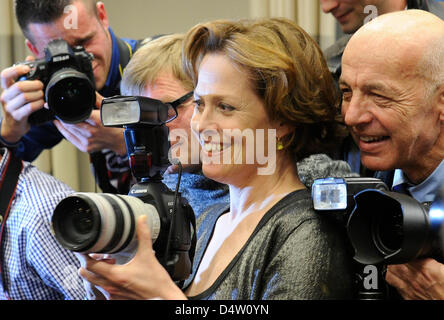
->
[0, 0, 147, 194]
[119, 34, 229, 219]
[320, 0, 444, 176]
[0, 147, 85, 300]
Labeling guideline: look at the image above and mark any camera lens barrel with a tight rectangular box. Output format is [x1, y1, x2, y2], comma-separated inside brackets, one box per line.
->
[51, 193, 160, 254]
[46, 68, 96, 123]
[347, 190, 437, 265]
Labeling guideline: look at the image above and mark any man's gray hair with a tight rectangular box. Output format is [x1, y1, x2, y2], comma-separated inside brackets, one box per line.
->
[417, 37, 444, 99]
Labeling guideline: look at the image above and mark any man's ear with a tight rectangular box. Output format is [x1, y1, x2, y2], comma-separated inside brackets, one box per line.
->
[96, 2, 110, 30]
[25, 39, 39, 57]
[436, 83, 444, 122]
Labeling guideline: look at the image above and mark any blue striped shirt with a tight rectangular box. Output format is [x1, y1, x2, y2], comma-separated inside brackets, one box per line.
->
[393, 159, 444, 203]
[0, 148, 85, 300]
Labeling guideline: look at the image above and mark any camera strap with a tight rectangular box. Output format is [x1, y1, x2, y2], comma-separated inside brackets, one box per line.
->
[188, 207, 197, 272]
[0, 151, 23, 299]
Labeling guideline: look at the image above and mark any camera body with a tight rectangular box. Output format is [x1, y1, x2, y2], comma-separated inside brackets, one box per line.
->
[312, 177, 389, 299]
[129, 181, 195, 280]
[51, 95, 196, 282]
[17, 39, 96, 125]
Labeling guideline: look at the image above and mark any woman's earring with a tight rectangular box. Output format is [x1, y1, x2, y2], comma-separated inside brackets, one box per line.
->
[277, 136, 284, 151]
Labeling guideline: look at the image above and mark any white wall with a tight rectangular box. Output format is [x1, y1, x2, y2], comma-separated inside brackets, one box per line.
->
[103, 0, 250, 38]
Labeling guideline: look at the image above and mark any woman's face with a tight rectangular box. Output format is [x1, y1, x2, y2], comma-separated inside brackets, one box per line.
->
[191, 53, 280, 185]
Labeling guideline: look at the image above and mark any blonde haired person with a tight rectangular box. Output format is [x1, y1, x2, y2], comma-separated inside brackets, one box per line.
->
[78, 18, 354, 300]
[121, 33, 230, 218]
[121, 34, 193, 96]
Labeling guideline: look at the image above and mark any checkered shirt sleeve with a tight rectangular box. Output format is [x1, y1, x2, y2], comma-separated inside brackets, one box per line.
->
[0, 153, 86, 300]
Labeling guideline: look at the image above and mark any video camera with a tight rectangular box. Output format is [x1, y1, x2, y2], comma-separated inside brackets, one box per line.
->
[17, 39, 96, 125]
[51, 95, 196, 282]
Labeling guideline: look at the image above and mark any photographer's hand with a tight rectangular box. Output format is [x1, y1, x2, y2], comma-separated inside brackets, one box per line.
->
[79, 215, 187, 300]
[54, 92, 126, 155]
[386, 258, 444, 300]
[75, 252, 114, 300]
[0, 62, 45, 143]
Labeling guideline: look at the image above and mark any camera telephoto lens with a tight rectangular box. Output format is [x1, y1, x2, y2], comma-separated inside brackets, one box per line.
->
[46, 68, 96, 123]
[51, 193, 160, 255]
[51, 195, 100, 252]
[72, 207, 94, 235]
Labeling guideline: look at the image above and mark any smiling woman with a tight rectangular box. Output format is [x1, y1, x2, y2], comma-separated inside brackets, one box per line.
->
[180, 17, 352, 300]
[79, 17, 354, 300]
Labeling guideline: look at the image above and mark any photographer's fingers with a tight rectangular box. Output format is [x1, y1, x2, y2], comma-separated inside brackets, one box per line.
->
[3, 92, 44, 121]
[25, 55, 35, 62]
[84, 110, 101, 127]
[135, 215, 156, 260]
[54, 120, 90, 152]
[11, 100, 46, 122]
[1, 78, 44, 120]
[69, 121, 106, 153]
[89, 253, 117, 265]
[69, 122, 95, 138]
[78, 263, 114, 298]
[386, 261, 441, 300]
[404, 259, 444, 299]
[80, 254, 128, 297]
[1, 65, 30, 90]
[95, 92, 104, 109]
[1, 79, 43, 103]
[385, 265, 413, 298]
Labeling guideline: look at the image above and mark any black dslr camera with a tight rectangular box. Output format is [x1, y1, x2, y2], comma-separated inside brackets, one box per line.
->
[313, 177, 444, 299]
[51, 95, 196, 282]
[312, 177, 390, 300]
[17, 39, 96, 125]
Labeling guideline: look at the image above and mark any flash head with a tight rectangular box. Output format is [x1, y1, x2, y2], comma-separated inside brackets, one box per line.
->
[312, 177, 388, 212]
[312, 178, 348, 210]
[101, 96, 176, 127]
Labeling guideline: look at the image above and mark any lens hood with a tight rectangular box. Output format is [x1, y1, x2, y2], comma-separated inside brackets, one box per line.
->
[347, 190, 431, 265]
[46, 68, 95, 123]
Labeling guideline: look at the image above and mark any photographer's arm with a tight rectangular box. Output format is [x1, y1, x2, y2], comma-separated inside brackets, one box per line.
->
[79, 216, 187, 300]
[0, 64, 45, 144]
[386, 258, 444, 300]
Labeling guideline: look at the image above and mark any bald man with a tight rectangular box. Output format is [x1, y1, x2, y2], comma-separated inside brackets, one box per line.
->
[340, 9, 444, 300]
[322, 0, 444, 80]
[320, 0, 444, 177]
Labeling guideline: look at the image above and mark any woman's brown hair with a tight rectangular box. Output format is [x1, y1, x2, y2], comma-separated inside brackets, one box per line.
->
[183, 17, 344, 160]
